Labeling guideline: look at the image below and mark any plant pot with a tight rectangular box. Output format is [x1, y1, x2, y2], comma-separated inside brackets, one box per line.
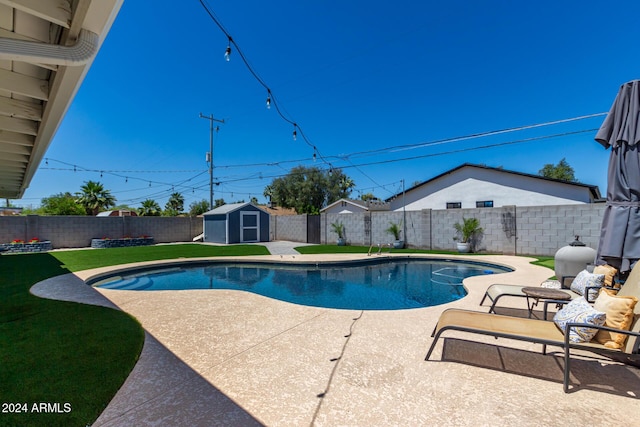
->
[393, 240, 404, 249]
[456, 242, 471, 253]
[337, 238, 346, 246]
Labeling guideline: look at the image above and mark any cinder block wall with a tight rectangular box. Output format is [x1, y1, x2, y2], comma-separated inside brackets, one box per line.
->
[286, 203, 606, 256]
[0, 216, 203, 249]
[272, 215, 307, 242]
[0, 204, 606, 256]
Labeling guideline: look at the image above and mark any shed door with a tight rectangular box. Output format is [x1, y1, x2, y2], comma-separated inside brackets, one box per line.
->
[240, 212, 259, 242]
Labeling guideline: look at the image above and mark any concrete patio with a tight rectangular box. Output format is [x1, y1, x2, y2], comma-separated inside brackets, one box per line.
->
[31, 250, 640, 426]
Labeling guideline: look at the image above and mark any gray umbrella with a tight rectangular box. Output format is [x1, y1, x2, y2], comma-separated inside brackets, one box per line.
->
[595, 79, 640, 273]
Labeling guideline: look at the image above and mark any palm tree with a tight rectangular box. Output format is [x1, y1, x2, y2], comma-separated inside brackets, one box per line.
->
[138, 199, 162, 216]
[164, 192, 184, 216]
[75, 180, 116, 216]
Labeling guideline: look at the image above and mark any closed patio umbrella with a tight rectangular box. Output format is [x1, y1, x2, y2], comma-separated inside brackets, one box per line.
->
[595, 79, 640, 274]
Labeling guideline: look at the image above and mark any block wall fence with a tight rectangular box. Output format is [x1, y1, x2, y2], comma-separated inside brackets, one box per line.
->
[0, 216, 202, 249]
[274, 204, 606, 256]
[0, 203, 605, 256]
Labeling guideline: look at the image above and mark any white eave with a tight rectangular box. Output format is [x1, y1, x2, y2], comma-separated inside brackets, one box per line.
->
[0, 0, 123, 199]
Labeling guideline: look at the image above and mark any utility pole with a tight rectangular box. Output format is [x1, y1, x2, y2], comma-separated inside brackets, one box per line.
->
[199, 113, 225, 208]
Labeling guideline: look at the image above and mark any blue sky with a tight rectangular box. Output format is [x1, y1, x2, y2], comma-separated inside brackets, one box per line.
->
[18, 1, 640, 209]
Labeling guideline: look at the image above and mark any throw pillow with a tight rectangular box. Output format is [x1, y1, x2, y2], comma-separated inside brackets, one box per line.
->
[553, 297, 606, 343]
[593, 264, 618, 289]
[593, 288, 638, 349]
[541, 280, 561, 289]
[570, 270, 605, 300]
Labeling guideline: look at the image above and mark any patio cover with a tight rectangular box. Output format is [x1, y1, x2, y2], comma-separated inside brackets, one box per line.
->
[595, 80, 640, 273]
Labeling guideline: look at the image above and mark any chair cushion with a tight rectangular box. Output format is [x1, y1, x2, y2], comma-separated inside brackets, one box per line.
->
[593, 289, 638, 349]
[553, 297, 606, 343]
[593, 264, 618, 289]
[570, 270, 605, 300]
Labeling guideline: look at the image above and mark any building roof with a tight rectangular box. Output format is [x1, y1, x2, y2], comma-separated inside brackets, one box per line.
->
[385, 163, 603, 202]
[321, 198, 391, 213]
[0, 0, 124, 199]
[258, 205, 297, 216]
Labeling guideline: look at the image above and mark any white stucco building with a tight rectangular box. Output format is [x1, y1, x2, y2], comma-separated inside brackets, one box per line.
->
[387, 163, 602, 211]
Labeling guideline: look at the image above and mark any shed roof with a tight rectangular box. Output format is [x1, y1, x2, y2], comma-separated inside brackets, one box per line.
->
[203, 202, 269, 216]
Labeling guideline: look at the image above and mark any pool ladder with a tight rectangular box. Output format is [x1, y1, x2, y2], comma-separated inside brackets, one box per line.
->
[368, 243, 393, 256]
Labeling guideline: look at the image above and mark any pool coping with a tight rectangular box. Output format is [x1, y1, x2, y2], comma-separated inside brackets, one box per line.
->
[30, 251, 640, 426]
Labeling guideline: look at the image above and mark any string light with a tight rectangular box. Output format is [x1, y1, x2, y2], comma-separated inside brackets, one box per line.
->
[292, 124, 297, 141]
[266, 90, 271, 109]
[224, 37, 231, 61]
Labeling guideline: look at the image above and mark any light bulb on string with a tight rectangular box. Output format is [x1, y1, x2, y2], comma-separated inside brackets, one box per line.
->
[266, 91, 271, 109]
[292, 123, 297, 141]
[224, 37, 232, 61]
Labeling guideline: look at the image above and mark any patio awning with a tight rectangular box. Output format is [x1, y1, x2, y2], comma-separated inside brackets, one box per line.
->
[0, 0, 123, 199]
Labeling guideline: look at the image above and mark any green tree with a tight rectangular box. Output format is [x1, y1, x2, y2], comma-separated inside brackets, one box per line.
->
[164, 192, 184, 216]
[214, 198, 226, 208]
[539, 158, 577, 182]
[138, 199, 162, 216]
[360, 193, 379, 202]
[40, 192, 85, 215]
[188, 199, 210, 216]
[268, 166, 355, 214]
[75, 180, 116, 216]
[263, 185, 274, 204]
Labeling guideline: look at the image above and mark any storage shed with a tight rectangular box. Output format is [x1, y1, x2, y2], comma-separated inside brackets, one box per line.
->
[203, 202, 270, 244]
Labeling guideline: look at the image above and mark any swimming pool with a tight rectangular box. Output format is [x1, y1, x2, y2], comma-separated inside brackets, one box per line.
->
[93, 258, 511, 310]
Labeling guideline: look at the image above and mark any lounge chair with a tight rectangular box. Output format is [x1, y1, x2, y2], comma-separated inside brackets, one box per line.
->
[480, 264, 618, 313]
[426, 265, 640, 392]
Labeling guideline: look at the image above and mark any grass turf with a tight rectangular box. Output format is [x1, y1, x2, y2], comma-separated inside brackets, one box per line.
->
[295, 244, 462, 255]
[0, 243, 268, 427]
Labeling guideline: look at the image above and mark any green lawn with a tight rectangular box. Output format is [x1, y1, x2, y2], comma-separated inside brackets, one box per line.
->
[0, 243, 551, 426]
[295, 244, 507, 256]
[0, 244, 268, 427]
[295, 244, 462, 255]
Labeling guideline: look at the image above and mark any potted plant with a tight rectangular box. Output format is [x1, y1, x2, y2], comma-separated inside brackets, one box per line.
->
[386, 221, 404, 249]
[453, 217, 483, 253]
[331, 221, 346, 246]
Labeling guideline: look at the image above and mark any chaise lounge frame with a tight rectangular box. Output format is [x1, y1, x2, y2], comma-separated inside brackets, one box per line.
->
[428, 263, 640, 392]
[426, 308, 640, 392]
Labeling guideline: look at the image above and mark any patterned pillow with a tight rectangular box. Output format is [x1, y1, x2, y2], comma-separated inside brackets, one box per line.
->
[569, 270, 605, 300]
[541, 280, 561, 289]
[553, 297, 606, 343]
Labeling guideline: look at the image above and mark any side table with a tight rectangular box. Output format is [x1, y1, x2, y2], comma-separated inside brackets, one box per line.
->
[521, 287, 572, 319]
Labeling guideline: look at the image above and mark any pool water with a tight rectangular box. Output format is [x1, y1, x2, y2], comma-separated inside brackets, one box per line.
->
[95, 259, 511, 310]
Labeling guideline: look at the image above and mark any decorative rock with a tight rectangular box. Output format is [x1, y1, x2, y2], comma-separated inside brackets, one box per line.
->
[0, 241, 52, 254]
[91, 237, 154, 249]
